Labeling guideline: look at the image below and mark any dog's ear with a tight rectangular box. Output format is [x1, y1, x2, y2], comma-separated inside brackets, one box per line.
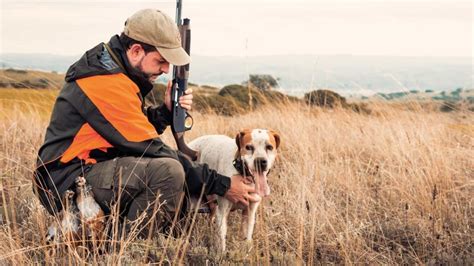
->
[235, 129, 251, 149]
[235, 130, 245, 148]
[269, 130, 281, 149]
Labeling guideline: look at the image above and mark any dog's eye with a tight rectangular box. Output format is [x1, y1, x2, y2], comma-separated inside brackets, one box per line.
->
[245, 145, 254, 151]
[266, 145, 274, 151]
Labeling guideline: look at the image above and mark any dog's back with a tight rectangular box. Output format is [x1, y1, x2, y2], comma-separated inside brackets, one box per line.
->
[189, 135, 237, 177]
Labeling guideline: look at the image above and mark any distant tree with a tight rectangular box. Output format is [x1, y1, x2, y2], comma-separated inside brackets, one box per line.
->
[304, 89, 347, 108]
[440, 101, 457, 112]
[451, 89, 461, 98]
[201, 85, 218, 90]
[243, 74, 279, 91]
[376, 93, 391, 100]
[304, 89, 371, 114]
[219, 84, 266, 108]
[390, 92, 409, 99]
[467, 96, 474, 105]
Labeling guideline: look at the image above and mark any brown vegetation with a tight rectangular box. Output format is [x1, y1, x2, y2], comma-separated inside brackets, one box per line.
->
[0, 87, 472, 264]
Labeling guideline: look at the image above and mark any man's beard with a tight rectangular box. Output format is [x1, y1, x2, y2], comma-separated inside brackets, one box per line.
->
[130, 57, 163, 84]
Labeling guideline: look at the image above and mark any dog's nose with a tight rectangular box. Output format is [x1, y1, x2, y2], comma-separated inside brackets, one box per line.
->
[255, 158, 268, 171]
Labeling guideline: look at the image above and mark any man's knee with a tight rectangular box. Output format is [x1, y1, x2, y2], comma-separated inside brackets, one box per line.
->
[147, 158, 185, 192]
[145, 158, 185, 214]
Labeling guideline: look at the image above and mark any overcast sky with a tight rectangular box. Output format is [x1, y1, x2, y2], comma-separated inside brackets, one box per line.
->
[1, 0, 472, 57]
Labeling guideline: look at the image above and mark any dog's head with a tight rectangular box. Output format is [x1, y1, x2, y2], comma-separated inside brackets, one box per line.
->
[235, 128, 280, 197]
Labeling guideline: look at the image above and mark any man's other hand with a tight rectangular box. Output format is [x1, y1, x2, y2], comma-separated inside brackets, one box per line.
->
[224, 175, 260, 207]
[165, 80, 193, 112]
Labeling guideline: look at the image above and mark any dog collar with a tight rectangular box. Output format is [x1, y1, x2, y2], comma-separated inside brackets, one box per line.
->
[232, 157, 254, 181]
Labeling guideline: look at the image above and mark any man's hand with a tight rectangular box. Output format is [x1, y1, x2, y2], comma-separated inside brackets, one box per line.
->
[224, 175, 260, 207]
[165, 80, 193, 112]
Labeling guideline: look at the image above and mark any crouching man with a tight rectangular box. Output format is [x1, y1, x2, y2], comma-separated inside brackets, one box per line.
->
[33, 8, 258, 238]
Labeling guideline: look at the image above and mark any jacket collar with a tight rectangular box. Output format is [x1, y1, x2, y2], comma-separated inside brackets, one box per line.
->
[107, 35, 154, 96]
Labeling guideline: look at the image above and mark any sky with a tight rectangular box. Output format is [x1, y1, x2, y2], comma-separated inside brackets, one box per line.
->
[0, 0, 472, 57]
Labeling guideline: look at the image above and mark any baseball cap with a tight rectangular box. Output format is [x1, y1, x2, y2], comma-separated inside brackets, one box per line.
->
[124, 9, 190, 66]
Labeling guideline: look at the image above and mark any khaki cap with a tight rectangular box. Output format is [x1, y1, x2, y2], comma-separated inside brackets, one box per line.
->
[124, 9, 190, 66]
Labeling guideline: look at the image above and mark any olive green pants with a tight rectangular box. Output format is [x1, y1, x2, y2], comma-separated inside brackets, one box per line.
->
[84, 156, 185, 237]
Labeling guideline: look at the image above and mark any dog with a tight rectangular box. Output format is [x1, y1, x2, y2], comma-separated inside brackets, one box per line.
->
[189, 128, 280, 252]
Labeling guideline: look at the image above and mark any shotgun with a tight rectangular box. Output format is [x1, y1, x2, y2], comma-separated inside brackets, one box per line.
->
[171, 0, 198, 161]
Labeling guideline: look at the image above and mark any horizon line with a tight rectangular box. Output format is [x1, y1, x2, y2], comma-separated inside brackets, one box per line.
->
[1, 52, 472, 59]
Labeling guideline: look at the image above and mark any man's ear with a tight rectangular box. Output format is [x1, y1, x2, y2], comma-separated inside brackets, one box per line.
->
[269, 130, 281, 149]
[127, 44, 144, 65]
[235, 129, 251, 149]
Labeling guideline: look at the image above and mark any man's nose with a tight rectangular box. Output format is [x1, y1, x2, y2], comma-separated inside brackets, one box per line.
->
[254, 157, 268, 171]
[161, 63, 170, 74]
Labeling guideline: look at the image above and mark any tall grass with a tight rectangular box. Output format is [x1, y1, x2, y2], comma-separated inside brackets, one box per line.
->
[0, 91, 472, 264]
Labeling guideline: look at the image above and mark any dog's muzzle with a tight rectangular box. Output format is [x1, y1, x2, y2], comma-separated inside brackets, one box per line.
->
[254, 157, 268, 172]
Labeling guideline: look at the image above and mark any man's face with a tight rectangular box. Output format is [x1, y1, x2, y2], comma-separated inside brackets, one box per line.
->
[127, 44, 170, 83]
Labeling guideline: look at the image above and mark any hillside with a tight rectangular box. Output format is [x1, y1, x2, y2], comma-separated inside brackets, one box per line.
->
[1, 68, 473, 103]
[0, 68, 63, 90]
[1, 53, 471, 94]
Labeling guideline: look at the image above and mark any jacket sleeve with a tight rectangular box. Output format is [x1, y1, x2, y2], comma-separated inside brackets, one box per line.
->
[175, 150, 231, 196]
[147, 104, 172, 134]
[145, 144, 231, 196]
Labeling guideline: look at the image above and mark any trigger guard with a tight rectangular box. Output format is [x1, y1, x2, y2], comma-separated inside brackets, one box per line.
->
[184, 112, 193, 130]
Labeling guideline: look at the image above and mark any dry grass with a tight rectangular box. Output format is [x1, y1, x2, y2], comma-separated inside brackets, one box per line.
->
[0, 89, 473, 264]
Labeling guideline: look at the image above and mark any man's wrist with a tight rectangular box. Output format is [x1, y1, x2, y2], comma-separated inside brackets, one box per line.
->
[213, 174, 231, 196]
[157, 103, 173, 125]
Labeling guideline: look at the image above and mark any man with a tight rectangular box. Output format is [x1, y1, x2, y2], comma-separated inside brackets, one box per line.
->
[34, 9, 257, 236]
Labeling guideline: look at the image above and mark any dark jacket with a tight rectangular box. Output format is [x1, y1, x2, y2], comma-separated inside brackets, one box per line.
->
[34, 35, 230, 214]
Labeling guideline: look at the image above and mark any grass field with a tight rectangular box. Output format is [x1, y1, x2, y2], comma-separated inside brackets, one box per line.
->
[0, 88, 472, 264]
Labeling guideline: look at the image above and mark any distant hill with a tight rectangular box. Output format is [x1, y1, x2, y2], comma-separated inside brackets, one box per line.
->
[1, 53, 472, 96]
[366, 87, 474, 103]
[0, 53, 78, 73]
[0, 68, 64, 89]
[1, 68, 472, 116]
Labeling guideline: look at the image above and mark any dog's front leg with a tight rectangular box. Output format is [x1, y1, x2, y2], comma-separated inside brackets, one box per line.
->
[241, 208, 249, 239]
[216, 198, 232, 252]
[245, 199, 261, 241]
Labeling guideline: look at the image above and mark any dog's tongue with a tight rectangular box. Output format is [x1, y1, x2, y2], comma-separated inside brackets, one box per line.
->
[256, 173, 270, 197]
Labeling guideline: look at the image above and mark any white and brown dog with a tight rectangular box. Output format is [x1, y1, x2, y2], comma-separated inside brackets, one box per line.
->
[189, 129, 280, 252]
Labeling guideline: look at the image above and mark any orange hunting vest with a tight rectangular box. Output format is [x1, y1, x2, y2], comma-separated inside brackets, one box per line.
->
[60, 73, 158, 164]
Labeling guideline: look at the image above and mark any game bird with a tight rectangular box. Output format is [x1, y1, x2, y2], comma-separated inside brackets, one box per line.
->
[46, 190, 80, 245]
[75, 176, 105, 246]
